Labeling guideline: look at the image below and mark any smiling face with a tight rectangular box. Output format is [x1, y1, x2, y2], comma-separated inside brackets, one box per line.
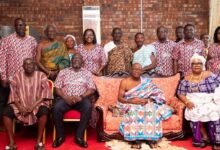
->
[130, 63, 143, 79]
[184, 25, 195, 40]
[65, 37, 75, 49]
[71, 53, 83, 69]
[191, 58, 203, 74]
[135, 33, 145, 48]
[84, 30, 95, 44]
[15, 19, 26, 37]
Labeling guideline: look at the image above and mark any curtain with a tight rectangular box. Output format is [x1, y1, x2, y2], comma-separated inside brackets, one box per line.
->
[209, 0, 220, 42]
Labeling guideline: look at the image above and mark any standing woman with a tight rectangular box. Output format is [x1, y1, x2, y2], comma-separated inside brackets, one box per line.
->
[207, 26, 220, 74]
[77, 29, 107, 76]
[64, 34, 77, 60]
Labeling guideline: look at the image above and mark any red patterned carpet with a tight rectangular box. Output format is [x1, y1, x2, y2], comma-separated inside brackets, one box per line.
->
[0, 124, 212, 150]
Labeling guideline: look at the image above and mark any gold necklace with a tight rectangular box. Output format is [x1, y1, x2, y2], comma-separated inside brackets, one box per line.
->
[189, 72, 203, 92]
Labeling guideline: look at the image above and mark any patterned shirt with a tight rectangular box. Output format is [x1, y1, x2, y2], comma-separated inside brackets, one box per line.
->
[77, 44, 107, 73]
[177, 73, 220, 95]
[9, 71, 52, 125]
[207, 44, 220, 74]
[0, 33, 37, 80]
[106, 42, 133, 75]
[173, 38, 205, 76]
[152, 40, 177, 76]
[54, 67, 96, 96]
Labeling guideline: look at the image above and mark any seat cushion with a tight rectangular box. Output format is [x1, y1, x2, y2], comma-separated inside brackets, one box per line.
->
[104, 112, 181, 134]
[93, 76, 122, 106]
[63, 110, 81, 120]
[152, 74, 180, 100]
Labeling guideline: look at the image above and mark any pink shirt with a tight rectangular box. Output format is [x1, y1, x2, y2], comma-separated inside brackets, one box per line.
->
[0, 33, 37, 80]
[153, 40, 177, 76]
[77, 44, 107, 73]
[54, 67, 96, 96]
[173, 38, 205, 76]
[207, 44, 220, 74]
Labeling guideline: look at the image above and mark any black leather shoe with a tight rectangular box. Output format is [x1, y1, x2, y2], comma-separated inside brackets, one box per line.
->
[74, 138, 88, 148]
[52, 137, 65, 148]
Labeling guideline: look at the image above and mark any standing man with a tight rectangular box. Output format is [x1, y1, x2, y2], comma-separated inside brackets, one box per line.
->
[200, 33, 210, 58]
[152, 26, 177, 77]
[52, 53, 95, 148]
[0, 18, 37, 122]
[132, 32, 157, 77]
[173, 24, 205, 76]
[36, 24, 70, 80]
[104, 27, 133, 76]
[175, 26, 184, 42]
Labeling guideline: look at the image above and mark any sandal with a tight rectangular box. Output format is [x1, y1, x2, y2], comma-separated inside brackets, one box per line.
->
[147, 141, 158, 149]
[5, 145, 17, 150]
[34, 143, 45, 150]
[193, 141, 207, 148]
[131, 141, 141, 149]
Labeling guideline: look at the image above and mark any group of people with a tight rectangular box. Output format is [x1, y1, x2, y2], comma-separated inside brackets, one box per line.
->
[0, 17, 220, 150]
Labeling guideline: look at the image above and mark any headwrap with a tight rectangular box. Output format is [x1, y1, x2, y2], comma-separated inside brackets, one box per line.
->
[190, 53, 206, 70]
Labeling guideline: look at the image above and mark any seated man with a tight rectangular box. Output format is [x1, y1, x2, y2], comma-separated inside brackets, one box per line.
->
[117, 63, 172, 149]
[3, 58, 52, 150]
[52, 53, 95, 148]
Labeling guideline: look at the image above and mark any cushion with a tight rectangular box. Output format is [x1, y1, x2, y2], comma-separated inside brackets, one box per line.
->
[63, 110, 81, 120]
[93, 76, 122, 106]
[152, 74, 180, 100]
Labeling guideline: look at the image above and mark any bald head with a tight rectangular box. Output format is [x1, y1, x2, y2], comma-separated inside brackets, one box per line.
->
[130, 63, 143, 79]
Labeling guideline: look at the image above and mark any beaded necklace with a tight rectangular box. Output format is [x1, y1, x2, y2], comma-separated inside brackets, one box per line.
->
[189, 72, 203, 92]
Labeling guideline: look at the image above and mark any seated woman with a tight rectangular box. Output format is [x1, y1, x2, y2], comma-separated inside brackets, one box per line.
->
[64, 34, 77, 60]
[117, 63, 172, 149]
[177, 53, 220, 149]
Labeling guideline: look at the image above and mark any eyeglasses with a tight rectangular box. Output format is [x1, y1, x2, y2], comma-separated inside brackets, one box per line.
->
[191, 62, 203, 66]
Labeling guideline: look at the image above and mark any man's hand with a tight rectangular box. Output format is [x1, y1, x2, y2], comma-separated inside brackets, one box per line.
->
[1, 80, 9, 88]
[18, 106, 30, 116]
[131, 98, 145, 105]
[64, 96, 75, 105]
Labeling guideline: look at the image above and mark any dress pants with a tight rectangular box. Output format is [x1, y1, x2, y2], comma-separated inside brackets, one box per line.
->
[53, 97, 92, 139]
